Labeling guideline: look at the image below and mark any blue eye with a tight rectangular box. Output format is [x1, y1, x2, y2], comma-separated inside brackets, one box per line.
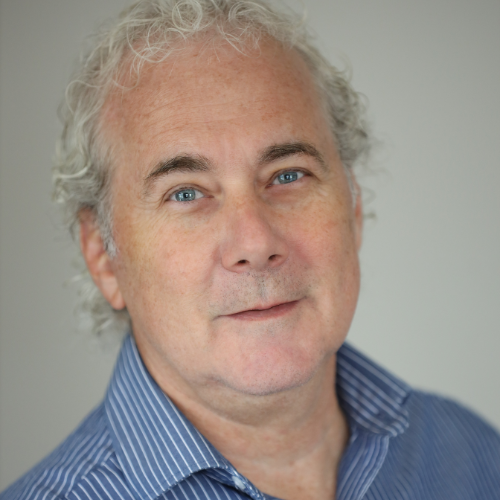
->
[171, 188, 203, 202]
[273, 171, 304, 185]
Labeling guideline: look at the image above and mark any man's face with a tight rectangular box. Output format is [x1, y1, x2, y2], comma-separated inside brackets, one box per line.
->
[100, 40, 362, 400]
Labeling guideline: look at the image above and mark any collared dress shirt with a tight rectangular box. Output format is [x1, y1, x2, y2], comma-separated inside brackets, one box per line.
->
[2, 335, 500, 500]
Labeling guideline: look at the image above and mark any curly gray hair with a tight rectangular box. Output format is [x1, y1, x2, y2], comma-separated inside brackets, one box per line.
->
[53, 0, 370, 337]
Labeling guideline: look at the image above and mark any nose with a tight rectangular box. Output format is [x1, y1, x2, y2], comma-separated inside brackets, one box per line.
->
[220, 198, 289, 273]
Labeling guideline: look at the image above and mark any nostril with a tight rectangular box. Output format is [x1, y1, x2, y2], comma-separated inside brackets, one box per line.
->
[269, 254, 278, 261]
[238, 259, 247, 265]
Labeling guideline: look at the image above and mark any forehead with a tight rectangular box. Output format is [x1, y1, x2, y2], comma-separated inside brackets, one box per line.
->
[101, 38, 332, 172]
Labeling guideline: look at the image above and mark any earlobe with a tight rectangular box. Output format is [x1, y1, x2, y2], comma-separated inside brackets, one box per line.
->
[79, 210, 126, 310]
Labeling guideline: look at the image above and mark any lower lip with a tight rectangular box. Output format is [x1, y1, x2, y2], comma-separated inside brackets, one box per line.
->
[225, 300, 299, 321]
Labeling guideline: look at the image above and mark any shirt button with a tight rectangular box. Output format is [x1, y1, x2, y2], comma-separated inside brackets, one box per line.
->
[233, 475, 246, 490]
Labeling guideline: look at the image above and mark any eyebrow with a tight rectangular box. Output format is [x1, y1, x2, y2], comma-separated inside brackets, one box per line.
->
[258, 142, 327, 171]
[143, 141, 326, 194]
[144, 154, 211, 194]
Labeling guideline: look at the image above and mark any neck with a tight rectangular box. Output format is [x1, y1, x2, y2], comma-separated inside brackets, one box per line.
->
[149, 352, 349, 500]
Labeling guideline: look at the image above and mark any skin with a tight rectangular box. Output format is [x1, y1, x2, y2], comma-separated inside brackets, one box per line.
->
[80, 39, 363, 500]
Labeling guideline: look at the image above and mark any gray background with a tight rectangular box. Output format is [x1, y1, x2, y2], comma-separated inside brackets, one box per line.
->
[1, 0, 499, 490]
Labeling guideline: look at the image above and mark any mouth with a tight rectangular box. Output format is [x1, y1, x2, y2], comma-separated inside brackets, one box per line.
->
[223, 300, 300, 321]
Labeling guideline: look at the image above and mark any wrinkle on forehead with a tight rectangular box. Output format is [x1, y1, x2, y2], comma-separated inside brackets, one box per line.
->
[100, 37, 326, 148]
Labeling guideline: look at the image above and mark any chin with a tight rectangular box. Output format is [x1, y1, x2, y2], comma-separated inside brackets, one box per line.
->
[213, 343, 328, 397]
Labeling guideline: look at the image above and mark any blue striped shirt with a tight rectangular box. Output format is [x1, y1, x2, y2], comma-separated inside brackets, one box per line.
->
[3, 335, 500, 500]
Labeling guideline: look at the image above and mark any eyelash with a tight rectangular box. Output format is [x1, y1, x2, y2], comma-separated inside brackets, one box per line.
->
[167, 169, 307, 203]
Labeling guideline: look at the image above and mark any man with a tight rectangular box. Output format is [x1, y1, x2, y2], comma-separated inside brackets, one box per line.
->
[2, 0, 499, 499]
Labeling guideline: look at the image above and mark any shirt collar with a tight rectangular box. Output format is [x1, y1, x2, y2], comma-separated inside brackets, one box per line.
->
[104, 335, 230, 500]
[336, 343, 411, 437]
[105, 335, 411, 499]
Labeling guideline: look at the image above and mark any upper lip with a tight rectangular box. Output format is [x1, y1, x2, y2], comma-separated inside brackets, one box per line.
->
[227, 300, 296, 316]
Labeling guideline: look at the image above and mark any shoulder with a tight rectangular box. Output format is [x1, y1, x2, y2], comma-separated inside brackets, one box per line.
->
[389, 390, 500, 493]
[405, 390, 500, 450]
[0, 404, 131, 500]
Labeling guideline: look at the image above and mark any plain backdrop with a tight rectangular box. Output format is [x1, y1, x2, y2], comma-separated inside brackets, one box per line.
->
[1, 0, 499, 490]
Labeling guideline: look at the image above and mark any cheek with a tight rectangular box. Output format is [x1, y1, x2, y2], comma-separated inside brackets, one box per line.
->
[113, 224, 217, 364]
[115, 214, 218, 312]
[288, 201, 360, 320]
[289, 198, 357, 270]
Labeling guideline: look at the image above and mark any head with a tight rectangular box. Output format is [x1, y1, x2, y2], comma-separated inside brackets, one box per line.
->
[55, 0, 370, 400]
[54, 0, 370, 338]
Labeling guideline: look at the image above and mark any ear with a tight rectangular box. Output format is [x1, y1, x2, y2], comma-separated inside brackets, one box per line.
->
[79, 210, 126, 310]
[353, 180, 363, 252]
